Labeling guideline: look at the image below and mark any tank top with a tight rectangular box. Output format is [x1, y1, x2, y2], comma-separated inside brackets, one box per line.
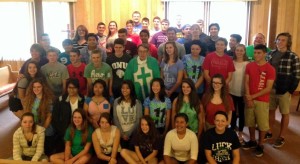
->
[95, 125, 120, 154]
[87, 98, 110, 122]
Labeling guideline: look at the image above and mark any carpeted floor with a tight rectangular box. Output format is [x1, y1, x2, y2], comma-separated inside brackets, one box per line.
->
[0, 94, 300, 163]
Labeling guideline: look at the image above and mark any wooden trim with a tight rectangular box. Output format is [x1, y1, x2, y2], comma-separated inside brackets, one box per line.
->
[69, 2, 75, 39]
[267, 0, 278, 50]
[34, 0, 44, 41]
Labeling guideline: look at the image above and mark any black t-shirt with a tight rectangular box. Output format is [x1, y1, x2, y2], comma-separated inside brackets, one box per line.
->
[203, 128, 240, 164]
[132, 132, 159, 158]
[106, 54, 132, 94]
[203, 36, 216, 53]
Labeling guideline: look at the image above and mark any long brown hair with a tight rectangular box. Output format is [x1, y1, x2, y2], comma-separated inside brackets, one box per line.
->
[136, 116, 157, 145]
[175, 78, 201, 114]
[203, 74, 230, 112]
[23, 78, 54, 124]
[163, 41, 179, 63]
[70, 109, 89, 146]
[73, 25, 88, 42]
[21, 112, 37, 134]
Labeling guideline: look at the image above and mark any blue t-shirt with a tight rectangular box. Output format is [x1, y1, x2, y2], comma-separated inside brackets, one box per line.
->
[143, 97, 171, 128]
[160, 59, 184, 90]
[58, 52, 71, 65]
[177, 38, 189, 45]
[133, 23, 142, 34]
[182, 54, 205, 94]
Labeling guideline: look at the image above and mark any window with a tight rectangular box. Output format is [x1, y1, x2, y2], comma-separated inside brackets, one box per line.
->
[43, 2, 70, 51]
[0, 2, 34, 60]
[0, 1, 71, 60]
[165, 1, 249, 45]
[167, 1, 204, 27]
[210, 1, 248, 44]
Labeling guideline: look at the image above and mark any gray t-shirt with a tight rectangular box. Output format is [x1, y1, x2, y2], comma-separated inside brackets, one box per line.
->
[41, 62, 69, 96]
[113, 98, 143, 137]
[160, 59, 184, 90]
[17, 78, 29, 89]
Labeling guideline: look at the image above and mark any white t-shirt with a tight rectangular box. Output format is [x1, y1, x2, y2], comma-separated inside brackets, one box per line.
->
[70, 99, 78, 113]
[164, 128, 198, 161]
[229, 61, 249, 96]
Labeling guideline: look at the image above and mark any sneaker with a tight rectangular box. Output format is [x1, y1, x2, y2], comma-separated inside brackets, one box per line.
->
[242, 140, 257, 150]
[273, 137, 285, 148]
[255, 145, 264, 157]
[264, 132, 273, 140]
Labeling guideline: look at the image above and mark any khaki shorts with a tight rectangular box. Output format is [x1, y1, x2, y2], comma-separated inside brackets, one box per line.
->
[269, 89, 291, 114]
[245, 100, 269, 131]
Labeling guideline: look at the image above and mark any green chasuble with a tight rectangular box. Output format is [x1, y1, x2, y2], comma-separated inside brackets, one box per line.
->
[124, 56, 160, 102]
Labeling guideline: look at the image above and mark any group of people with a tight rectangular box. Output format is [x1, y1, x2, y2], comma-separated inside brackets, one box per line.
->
[9, 10, 300, 164]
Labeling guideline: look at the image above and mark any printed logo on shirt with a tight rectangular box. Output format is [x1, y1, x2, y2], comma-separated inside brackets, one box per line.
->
[258, 71, 267, 90]
[211, 58, 229, 70]
[60, 57, 68, 65]
[212, 142, 233, 162]
[48, 71, 61, 79]
[121, 106, 136, 125]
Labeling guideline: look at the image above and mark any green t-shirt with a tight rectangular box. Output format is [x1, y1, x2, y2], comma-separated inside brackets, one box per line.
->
[246, 45, 271, 61]
[84, 62, 112, 83]
[179, 102, 199, 133]
[64, 126, 93, 156]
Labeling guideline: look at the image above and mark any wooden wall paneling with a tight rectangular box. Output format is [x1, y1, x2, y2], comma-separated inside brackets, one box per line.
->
[73, 0, 163, 36]
[276, 0, 300, 56]
[69, 2, 75, 38]
[292, 0, 300, 56]
[74, 0, 88, 30]
[120, 0, 131, 28]
[268, 0, 278, 50]
[34, 0, 44, 41]
[248, 0, 271, 46]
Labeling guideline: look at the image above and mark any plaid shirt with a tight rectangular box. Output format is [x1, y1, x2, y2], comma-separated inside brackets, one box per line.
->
[268, 50, 300, 79]
[268, 50, 300, 93]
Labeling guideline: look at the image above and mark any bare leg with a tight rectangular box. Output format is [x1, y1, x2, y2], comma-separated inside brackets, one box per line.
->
[74, 153, 91, 164]
[13, 110, 24, 119]
[268, 109, 276, 133]
[148, 157, 158, 164]
[49, 152, 65, 164]
[279, 114, 289, 138]
[120, 149, 140, 163]
[249, 127, 256, 141]
[258, 131, 266, 146]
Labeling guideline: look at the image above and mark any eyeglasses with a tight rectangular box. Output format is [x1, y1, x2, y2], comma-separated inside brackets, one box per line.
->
[212, 81, 223, 85]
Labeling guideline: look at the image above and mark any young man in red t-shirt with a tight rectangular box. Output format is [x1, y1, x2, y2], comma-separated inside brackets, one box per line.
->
[243, 44, 275, 157]
[67, 48, 87, 96]
[203, 37, 235, 86]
